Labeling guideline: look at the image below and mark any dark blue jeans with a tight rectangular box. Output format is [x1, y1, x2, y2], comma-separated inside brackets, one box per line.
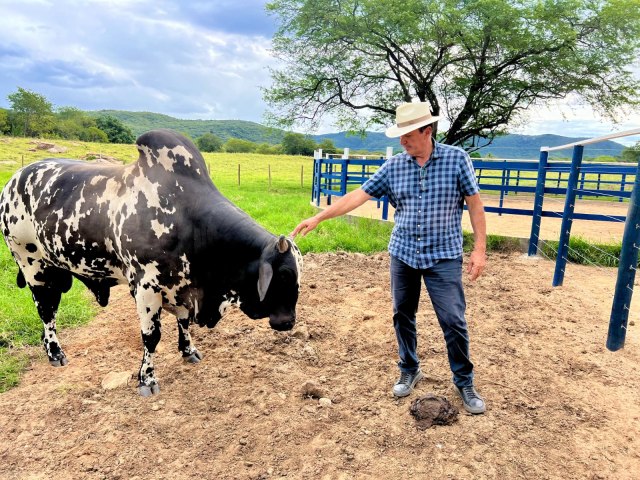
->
[390, 255, 474, 387]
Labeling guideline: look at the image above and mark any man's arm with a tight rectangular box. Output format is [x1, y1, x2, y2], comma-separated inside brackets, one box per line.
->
[292, 188, 373, 237]
[465, 193, 487, 281]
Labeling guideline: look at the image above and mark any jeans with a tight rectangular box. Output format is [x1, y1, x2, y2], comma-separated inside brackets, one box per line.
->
[390, 255, 474, 387]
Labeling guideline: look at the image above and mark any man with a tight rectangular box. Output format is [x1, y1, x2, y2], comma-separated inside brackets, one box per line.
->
[292, 102, 487, 414]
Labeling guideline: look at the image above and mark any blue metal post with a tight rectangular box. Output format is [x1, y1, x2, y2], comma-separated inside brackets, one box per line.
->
[311, 157, 318, 204]
[499, 165, 507, 214]
[528, 150, 549, 256]
[340, 159, 348, 196]
[553, 145, 584, 287]
[382, 196, 389, 221]
[607, 159, 640, 351]
[327, 161, 333, 206]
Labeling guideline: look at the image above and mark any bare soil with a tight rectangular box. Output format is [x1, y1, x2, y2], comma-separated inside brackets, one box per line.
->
[1, 247, 639, 479]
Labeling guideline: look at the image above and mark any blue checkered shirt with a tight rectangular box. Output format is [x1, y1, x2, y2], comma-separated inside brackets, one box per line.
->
[361, 141, 480, 269]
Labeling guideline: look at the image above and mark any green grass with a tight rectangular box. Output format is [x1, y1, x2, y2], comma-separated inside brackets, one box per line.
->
[0, 241, 98, 391]
[537, 236, 622, 267]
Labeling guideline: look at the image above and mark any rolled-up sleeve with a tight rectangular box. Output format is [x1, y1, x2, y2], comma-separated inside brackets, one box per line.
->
[459, 154, 480, 197]
[362, 162, 390, 199]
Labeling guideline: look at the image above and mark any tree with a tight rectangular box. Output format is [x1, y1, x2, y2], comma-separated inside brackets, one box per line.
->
[317, 138, 337, 155]
[54, 107, 98, 140]
[224, 138, 258, 153]
[255, 142, 283, 154]
[7, 87, 55, 137]
[282, 132, 316, 155]
[265, 0, 640, 150]
[0, 108, 9, 135]
[197, 132, 224, 152]
[621, 142, 640, 163]
[81, 126, 109, 143]
[95, 115, 135, 144]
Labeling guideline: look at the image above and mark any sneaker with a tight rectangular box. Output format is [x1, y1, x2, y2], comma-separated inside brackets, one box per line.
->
[392, 370, 424, 397]
[455, 385, 486, 414]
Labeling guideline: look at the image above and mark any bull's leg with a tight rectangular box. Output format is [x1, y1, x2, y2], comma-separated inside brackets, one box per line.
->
[30, 285, 67, 367]
[177, 314, 202, 363]
[135, 287, 163, 397]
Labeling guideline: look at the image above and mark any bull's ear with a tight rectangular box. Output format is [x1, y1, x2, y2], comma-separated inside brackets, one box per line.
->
[258, 262, 273, 302]
[277, 235, 289, 254]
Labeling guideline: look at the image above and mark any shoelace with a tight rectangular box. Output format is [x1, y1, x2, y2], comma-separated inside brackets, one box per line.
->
[398, 372, 414, 385]
[461, 385, 479, 400]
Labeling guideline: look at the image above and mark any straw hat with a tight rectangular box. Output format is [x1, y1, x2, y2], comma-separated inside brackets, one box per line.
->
[385, 102, 440, 138]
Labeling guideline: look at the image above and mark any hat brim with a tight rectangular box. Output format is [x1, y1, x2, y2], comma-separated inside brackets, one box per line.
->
[385, 116, 440, 138]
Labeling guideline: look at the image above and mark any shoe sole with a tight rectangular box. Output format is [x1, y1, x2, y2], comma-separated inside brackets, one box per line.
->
[455, 387, 486, 414]
[392, 370, 424, 397]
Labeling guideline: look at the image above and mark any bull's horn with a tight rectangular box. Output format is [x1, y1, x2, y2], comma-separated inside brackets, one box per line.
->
[277, 235, 289, 253]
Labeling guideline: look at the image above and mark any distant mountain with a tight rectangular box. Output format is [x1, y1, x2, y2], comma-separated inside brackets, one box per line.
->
[313, 131, 399, 153]
[88, 110, 625, 159]
[313, 131, 626, 159]
[86, 110, 286, 144]
[475, 133, 625, 159]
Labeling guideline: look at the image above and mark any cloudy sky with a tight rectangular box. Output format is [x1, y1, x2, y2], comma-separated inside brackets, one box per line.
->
[1, 0, 638, 145]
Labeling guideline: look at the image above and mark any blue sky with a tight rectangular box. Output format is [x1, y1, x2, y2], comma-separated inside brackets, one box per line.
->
[0, 0, 638, 145]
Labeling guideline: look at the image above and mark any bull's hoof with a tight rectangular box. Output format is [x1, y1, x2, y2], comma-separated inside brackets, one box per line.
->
[182, 350, 203, 364]
[138, 383, 160, 397]
[49, 355, 68, 367]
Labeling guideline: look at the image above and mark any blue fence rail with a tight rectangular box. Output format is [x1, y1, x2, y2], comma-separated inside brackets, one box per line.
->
[311, 155, 636, 223]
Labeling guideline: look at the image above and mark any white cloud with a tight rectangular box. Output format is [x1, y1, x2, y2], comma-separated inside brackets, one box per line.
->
[0, 0, 275, 122]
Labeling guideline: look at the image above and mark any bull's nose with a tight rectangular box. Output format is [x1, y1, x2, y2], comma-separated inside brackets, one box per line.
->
[269, 319, 295, 331]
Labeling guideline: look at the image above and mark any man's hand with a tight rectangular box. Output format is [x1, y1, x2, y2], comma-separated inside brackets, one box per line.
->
[291, 216, 320, 238]
[467, 249, 487, 281]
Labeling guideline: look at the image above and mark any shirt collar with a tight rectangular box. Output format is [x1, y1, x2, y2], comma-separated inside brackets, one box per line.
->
[406, 140, 440, 165]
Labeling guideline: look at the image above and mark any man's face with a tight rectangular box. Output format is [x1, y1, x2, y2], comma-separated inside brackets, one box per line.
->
[400, 126, 431, 158]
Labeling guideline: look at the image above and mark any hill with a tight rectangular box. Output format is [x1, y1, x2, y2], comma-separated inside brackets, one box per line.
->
[89, 110, 625, 159]
[86, 110, 286, 144]
[314, 131, 626, 159]
[476, 133, 626, 159]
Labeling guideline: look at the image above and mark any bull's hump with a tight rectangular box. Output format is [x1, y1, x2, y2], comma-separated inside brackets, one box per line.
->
[135, 129, 209, 180]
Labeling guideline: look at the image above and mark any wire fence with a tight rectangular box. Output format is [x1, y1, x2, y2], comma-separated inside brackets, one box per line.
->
[206, 159, 315, 192]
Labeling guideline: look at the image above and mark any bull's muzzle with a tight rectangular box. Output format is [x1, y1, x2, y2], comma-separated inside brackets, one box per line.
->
[269, 313, 296, 331]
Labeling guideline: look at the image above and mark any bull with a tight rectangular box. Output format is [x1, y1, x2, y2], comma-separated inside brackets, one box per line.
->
[0, 129, 302, 396]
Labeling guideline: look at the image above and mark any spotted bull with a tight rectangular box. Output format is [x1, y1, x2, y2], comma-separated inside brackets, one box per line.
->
[0, 129, 302, 396]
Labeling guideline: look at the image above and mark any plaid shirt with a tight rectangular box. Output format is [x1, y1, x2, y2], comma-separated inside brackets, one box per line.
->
[361, 141, 480, 269]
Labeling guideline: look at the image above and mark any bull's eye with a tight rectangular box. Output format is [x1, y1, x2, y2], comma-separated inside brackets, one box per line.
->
[278, 267, 296, 284]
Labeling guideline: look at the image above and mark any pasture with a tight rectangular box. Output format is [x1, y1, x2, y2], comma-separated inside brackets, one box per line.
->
[0, 136, 639, 479]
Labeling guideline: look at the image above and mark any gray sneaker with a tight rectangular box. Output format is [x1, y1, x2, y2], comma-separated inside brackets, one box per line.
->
[455, 385, 486, 414]
[392, 370, 424, 397]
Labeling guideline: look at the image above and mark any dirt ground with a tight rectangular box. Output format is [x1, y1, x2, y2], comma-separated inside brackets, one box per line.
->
[1, 237, 639, 479]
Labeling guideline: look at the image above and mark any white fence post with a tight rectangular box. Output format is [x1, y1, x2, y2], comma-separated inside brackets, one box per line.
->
[386, 147, 393, 159]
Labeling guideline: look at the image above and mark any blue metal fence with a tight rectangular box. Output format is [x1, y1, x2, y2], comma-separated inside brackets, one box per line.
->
[311, 155, 636, 224]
